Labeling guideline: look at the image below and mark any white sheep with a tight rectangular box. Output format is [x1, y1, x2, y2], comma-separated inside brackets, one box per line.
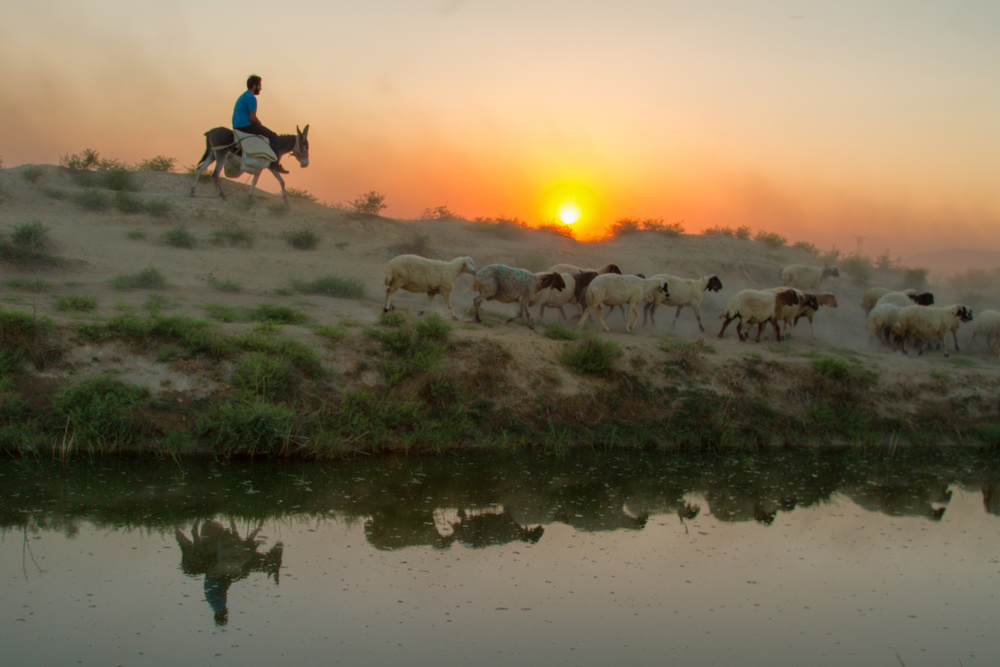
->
[471, 265, 567, 329]
[860, 287, 922, 315]
[875, 290, 935, 310]
[383, 254, 476, 320]
[865, 303, 901, 346]
[530, 272, 577, 320]
[779, 264, 839, 290]
[717, 289, 800, 342]
[642, 274, 723, 332]
[970, 310, 1000, 351]
[890, 304, 974, 356]
[578, 274, 669, 333]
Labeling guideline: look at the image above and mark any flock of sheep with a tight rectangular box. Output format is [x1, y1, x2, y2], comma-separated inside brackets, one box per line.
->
[381, 254, 999, 358]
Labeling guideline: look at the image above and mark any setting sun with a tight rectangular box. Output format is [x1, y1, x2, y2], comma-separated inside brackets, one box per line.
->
[557, 201, 581, 225]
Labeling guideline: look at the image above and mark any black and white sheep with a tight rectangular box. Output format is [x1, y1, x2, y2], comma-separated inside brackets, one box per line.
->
[792, 291, 838, 337]
[761, 287, 821, 338]
[383, 254, 477, 320]
[779, 264, 839, 290]
[530, 271, 577, 320]
[471, 265, 567, 329]
[642, 274, 723, 332]
[875, 290, 935, 310]
[718, 289, 800, 342]
[578, 274, 669, 333]
[890, 304, 974, 357]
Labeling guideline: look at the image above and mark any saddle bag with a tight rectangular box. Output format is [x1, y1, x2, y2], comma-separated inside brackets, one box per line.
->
[231, 130, 278, 176]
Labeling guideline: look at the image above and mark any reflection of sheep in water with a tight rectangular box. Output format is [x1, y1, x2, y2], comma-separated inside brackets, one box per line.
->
[849, 483, 952, 521]
[451, 508, 544, 548]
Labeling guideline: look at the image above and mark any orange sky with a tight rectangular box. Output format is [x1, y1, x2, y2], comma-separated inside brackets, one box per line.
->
[3, 1, 999, 258]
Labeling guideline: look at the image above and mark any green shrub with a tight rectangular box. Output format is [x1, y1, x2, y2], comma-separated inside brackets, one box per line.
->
[250, 303, 309, 325]
[609, 218, 685, 237]
[792, 241, 819, 255]
[283, 228, 320, 249]
[135, 155, 175, 172]
[111, 268, 167, 290]
[197, 398, 299, 457]
[73, 189, 111, 212]
[0, 220, 58, 264]
[144, 199, 172, 218]
[53, 295, 98, 312]
[286, 187, 317, 202]
[754, 230, 787, 248]
[54, 375, 150, 452]
[6, 279, 52, 292]
[104, 167, 139, 192]
[347, 190, 388, 215]
[0, 307, 55, 370]
[290, 274, 365, 299]
[543, 321, 581, 341]
[419, 205, 459, 221]
[840, 254, 872, 281]
[163, 226, 196, 248]
[232, 352, 296, 399]
[21, 166, 44, 183]
[367, 313, 449, 385]
[126, 229, 147, 241]
[210, 226, 254, 247]
[560, 335, 620, 376]
[202, 303, 246, 322]
[206, 274, 242, 292]
[60, 148, 100, 171]
[42, 187, 67, 200]
[115, 191, 146, 214]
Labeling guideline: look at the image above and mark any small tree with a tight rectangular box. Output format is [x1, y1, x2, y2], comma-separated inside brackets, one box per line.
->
[348, 191, 388, 215]
[419, 205, 459, 220]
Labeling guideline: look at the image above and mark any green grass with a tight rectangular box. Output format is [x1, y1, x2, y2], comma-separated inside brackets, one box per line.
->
[542, 321, 581, 341]
[206, 274, 242, 293]
[231, 352, 296, 399]
[283, 228, 320, 250]
[53, 375, 150, 454]
[290, 274, 366, 299]
[53, 295, 98, 312]
[6, 278, 52, 292]
[72, 189, 111, 212]
[196, 398, 300, 458]
[0, 220, 59, 265]
[202, 303, 247, 322]
[210, 226, 254, 247]
[250, 303, 309, 325]
[115, 191, 146, 214]
[366, 312, 450, 386]
[163, 226, 196, 248]
[144, 199, 172, 218]
[560, 335, 621, 376]
[111, 268, 168, 290]
[21, 166, 44, 183]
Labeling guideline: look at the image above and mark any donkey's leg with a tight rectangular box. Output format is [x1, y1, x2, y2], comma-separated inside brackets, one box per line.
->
[211, 151, 228, 200]
[268, 167, 288, 204]
[190, 154, 215, 196]
[249, 172, 262, 198]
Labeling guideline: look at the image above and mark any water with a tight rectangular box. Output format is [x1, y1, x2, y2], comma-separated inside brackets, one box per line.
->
[3, 448, 1000, 666]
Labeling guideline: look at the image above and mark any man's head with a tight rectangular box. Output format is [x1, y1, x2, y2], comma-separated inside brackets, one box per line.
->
[246, 75, 262, 94]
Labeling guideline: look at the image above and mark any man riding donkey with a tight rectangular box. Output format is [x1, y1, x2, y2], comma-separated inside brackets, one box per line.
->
[232, 74, 287, 173]
[189, 74, 309, 203]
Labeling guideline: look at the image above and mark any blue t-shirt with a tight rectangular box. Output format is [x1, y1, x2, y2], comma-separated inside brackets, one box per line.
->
[232, 90, 257, 128]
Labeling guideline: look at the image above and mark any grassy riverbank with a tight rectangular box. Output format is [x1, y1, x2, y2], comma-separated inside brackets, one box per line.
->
[2, 163, 1000, 458]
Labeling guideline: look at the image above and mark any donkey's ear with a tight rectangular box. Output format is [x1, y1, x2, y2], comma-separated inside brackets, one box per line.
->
[299, 124, 309, 137]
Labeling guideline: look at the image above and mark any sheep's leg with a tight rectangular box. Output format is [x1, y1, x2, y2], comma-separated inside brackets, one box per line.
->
[941, 334, 951, 357]
[951, 329, 960, 352]
[595, 305, 611, 332]
[578, 306, 592, 329]
[441, 292, 459, 321]
[642, 302, 655, 328]
[625, 303, 639, 333]
[770, 319, 782, 342]
[473, 295, 485, 323]
[718, 315, 736, 339]
[689, 306, 706, 333]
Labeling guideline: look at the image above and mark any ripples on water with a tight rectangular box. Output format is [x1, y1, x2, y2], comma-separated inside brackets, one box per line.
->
[2, 448, 1000, 666]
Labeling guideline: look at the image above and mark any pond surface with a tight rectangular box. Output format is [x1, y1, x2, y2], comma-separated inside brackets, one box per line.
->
[3, 448, 1000, 666]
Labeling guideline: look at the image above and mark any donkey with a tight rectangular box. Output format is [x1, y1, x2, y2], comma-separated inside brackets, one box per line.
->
[190, 125, 309, 204]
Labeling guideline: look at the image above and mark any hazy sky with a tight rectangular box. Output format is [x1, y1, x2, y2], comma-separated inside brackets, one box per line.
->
[3, 1, 998, 255]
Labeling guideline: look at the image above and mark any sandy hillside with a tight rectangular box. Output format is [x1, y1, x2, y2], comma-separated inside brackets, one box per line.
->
[1, 163, 999, 437]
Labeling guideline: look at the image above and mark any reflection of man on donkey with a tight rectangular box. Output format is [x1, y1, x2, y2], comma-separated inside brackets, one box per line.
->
[175, 519, 283, 626]
[232, 74, 287, 173]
